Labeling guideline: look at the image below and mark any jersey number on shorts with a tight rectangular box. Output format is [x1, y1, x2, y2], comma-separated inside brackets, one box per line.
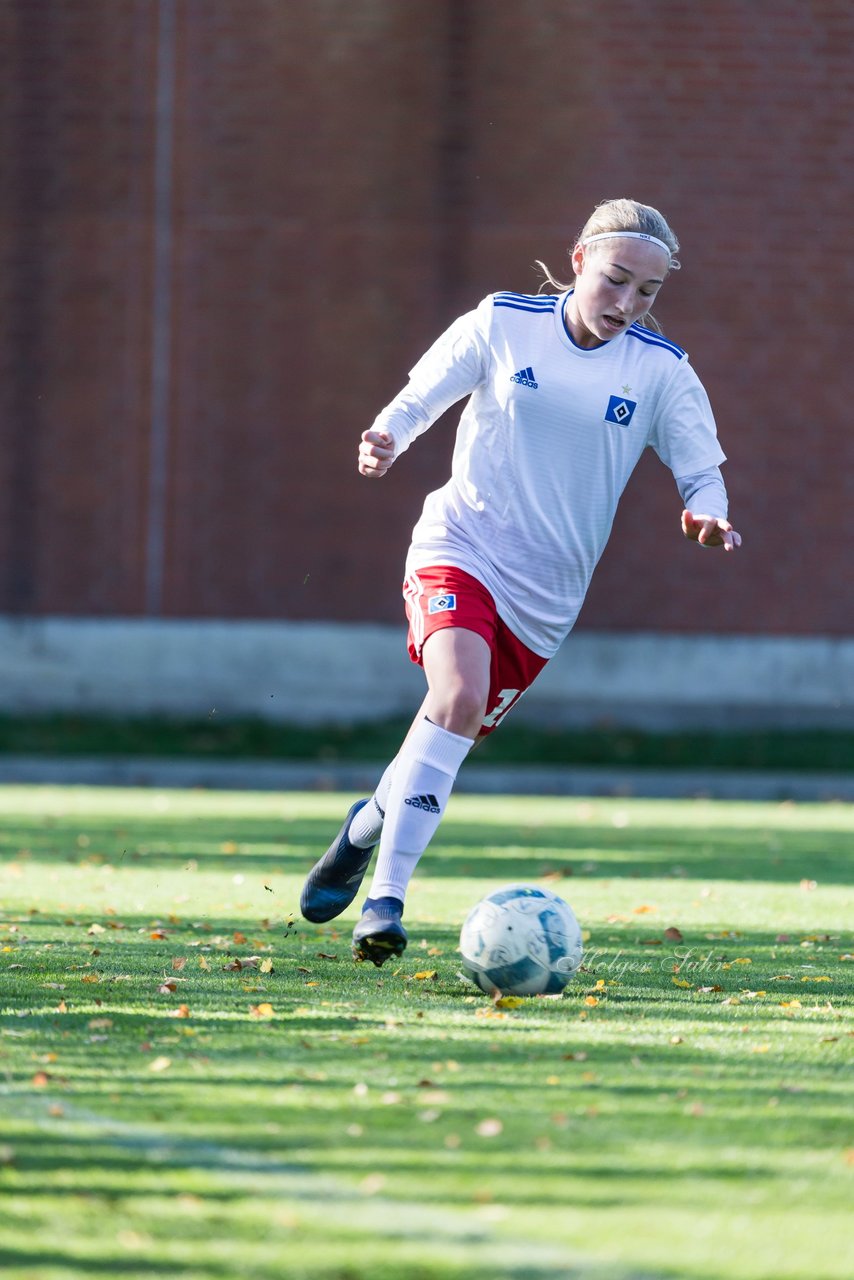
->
[481, 688, 522, 730]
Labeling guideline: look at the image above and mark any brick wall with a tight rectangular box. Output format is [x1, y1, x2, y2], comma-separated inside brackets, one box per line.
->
[1, 0, 851, 635]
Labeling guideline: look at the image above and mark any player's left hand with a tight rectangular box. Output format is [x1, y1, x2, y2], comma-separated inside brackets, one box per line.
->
[681, 509, 742, 551]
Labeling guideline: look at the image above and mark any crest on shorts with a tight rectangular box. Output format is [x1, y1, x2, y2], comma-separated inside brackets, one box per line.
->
[604, 394, 637, 427]
[428, 593, 457, 614]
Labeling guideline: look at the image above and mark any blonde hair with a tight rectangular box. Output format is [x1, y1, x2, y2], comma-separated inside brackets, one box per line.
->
[536, 198, 680, 333]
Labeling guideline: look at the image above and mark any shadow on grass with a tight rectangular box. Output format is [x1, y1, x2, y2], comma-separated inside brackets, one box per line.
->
[0, 1245, 716, 1280]
[0, 807, 850, 884]
[0, 1250, 189, 1276]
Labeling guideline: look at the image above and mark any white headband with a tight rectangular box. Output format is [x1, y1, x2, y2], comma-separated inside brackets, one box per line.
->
[581, 230, 672, 257]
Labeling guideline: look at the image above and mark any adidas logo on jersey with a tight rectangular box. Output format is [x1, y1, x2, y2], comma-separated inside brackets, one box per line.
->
[404, 793, 441, 813]
[510, 366, 538, 388]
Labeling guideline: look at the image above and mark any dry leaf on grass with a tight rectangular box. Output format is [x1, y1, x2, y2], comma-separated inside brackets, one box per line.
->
[475, 1118, 503, 1137]
[222, 956, 262, 972]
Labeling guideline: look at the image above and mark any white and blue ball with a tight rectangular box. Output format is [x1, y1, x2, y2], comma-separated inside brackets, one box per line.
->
[459, 883, 583, 996]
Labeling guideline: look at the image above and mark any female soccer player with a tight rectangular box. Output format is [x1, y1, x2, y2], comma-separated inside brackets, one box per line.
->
[300, 198, 741, 965]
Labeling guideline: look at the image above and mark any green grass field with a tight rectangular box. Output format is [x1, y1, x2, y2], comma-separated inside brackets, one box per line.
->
[0, 784, 851, 1280]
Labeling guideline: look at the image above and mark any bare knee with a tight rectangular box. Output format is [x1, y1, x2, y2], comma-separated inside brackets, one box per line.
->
[421, 628, 491, 740]
[425, 682, 487, 739]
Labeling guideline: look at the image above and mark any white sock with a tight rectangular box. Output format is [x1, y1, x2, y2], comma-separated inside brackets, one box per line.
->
[366, 718, 473, 904]
[348, 759, 397, 849]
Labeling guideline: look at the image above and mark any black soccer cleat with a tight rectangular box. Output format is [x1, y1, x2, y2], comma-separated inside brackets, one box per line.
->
[352, 897, 408, 967]
[299, 799, 376, 923]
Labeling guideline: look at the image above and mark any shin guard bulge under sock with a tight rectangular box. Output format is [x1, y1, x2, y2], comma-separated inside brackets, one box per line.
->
[366, 718, 473, 903]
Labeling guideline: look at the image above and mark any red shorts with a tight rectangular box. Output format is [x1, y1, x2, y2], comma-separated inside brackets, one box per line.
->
[402, 565, 548, 736]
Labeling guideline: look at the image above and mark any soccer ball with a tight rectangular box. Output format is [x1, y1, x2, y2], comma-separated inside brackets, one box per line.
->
[459, 883, 583, 996]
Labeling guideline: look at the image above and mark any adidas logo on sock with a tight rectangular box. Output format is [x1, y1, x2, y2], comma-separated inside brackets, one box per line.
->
[510, 365, 538, 388]
[404, 793, 441, 813]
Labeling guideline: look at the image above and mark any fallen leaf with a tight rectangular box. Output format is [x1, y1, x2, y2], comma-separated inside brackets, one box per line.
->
[171, 957, 187, 971]
[148, 1056, 171, 1072]
[250, 1003, 274, 1018]
[360, 1173, 386, 1195]
[414, 970, 438, 981]
[475, 1118, 503, 1137]
[222, 956, 261, 972]
[494, 995, 524, 1009]
[664, 926, 684, 942]
[672, 977, 693, 989]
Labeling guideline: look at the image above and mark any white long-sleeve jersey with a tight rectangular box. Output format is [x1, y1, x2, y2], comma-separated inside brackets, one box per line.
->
[373, 290, 728, 658]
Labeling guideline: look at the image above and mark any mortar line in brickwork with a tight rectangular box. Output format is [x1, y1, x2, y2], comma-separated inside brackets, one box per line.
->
[145, 0, 177, 616]
[437, 0, 472, 310]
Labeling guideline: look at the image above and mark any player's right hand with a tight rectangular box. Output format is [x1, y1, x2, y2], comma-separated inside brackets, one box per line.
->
[358, 429, 395, 477]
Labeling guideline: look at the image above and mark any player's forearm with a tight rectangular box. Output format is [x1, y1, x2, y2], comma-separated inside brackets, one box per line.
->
[675, 465, 728, 520]
[370, 384, 441, 458]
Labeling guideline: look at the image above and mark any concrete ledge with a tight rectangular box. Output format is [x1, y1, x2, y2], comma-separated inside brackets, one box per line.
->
[1, 617, 853, 731]
[0, 755, 852, 802]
